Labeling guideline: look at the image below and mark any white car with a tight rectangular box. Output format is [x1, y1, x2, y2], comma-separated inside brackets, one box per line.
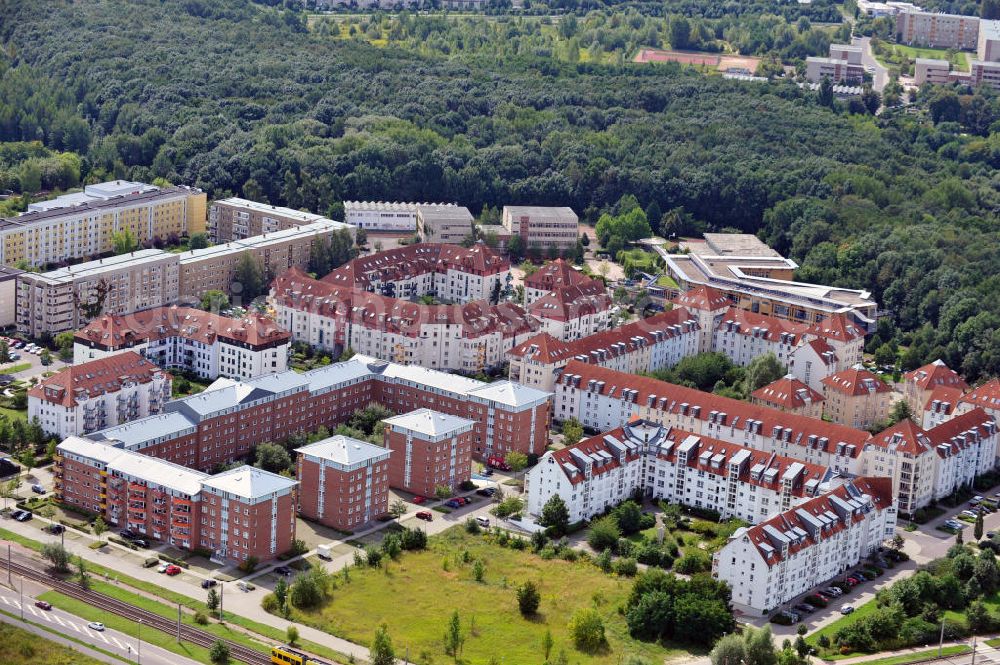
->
[88, 621, 105, 631]
[157, 563, 169, 573]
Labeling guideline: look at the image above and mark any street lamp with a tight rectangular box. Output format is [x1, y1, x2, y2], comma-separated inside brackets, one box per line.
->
[137, 618, 142, 665]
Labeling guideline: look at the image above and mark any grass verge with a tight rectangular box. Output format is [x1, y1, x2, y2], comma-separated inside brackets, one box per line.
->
[0, 608, 125, 664]
[854, 645, 971, 665]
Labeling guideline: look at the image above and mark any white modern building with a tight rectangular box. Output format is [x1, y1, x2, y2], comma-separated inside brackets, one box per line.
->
[713, 476, 896, 616]
[28, 351, 172, 438]
[344, 201, 460, 232]
[525, 420, 839, 525]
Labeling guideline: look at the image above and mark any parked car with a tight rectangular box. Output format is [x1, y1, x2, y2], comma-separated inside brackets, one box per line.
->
[132, 539, 148, 548]
[481, 468, 493, 477]
[852, 572, 867, 582]
[157, 563, 169, 573]
[274, 566, 292, 576]
[88, 622, 106, 631]
[841, 605, 855, 615]
[14, 509, 31, 522]
[35, 600, 52, 610]
[120, 529, 137, 540]
[237, 581, 255, 592]
[823, 587, 842, 597]
[47, 524, 64, 534]
[461, 497, 472, 505]
[416, 511, 433, 521]
[794, 603, 815, 614]
[164, 565, 182, 576]
[411, 496, 426, 505]
[201, 579, 217, 589]
[476, 516, 491, 528]
[845, 577, 859, 586]
[476, 488, 495, 497]
[31, 484, 45, 494]
[445, 499, 462, 508]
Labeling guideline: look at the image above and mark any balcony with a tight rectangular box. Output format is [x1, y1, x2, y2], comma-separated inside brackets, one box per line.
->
[128, 482, 146, 493]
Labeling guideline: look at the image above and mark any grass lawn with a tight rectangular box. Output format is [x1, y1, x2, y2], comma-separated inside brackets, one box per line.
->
[0, 405, 26, 422]
[0, 362, 31, 374]
[37, 590, 216, 664]
[655, 274, 679, 288]
[857, 645, 971, 665]
[0, 618, 112, 665]
[878, 44, 969, 72]
[808, 596, 878, 656]
[284, 528, 694, 664]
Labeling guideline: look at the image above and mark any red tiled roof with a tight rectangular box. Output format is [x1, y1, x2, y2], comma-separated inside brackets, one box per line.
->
[716, 307, 809, 343]
[870, 418, 931, 456]
[925, 407, 997, 458]
[805, 314, 865, 342]
[508, 308, 698, 363]
[961, 379, 1000, 413]
[527, 280, 611, 322]
[28, 351, 168, 408]
[671, 285, 729, 311]
[904, 360, 969, 393]
[559, 360, 871, 456]
[924, 385, 964, 414]
[804, 338, 838, 366]
[744, 476, 894, 567]
[524, 259, 591, 290]
[321, 243, 508, 289]
[752, 375, 824, 410]
[272, 268, 539, 339]
[75, 306, 290, 350]
[822, 367, 891, 397]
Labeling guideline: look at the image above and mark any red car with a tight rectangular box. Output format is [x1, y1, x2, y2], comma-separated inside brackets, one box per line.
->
[415, 511, 433, 522]
[164, 564, 182, 576]
[35, 600, 52, 610]
[411, 496, 426, 505]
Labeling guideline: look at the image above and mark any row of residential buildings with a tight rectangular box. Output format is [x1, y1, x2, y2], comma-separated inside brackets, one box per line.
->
[522, 418, 897, 616]
[15, 217, 352, 336]
[269, 245, 611, 372]
[891, 11, 1000, 90]
[547, 359, 998, 512]
[55, 353, 551, 556]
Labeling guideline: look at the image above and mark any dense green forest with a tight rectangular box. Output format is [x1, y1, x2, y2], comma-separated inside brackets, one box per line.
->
[2, 0, 1000, 380]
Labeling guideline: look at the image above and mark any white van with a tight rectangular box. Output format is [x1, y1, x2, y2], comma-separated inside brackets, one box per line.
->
[476, 516, 490, 528]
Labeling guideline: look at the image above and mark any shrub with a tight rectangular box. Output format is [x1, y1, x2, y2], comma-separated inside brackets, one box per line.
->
[516, 581, 541, 616]
[568, 608, 607, 653]
[459, 480, 476, 491]
[674, 550, 711, 574]
[614, 558, 638, 577]
[465, 518, 481, 535]
[587, 516, 621, 551]
[261, 593, 279, 613]
[237, 556, 259, 573]
[194, 611, 209, 625]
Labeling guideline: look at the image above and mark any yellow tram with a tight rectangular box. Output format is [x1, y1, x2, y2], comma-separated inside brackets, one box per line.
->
[271, 645, 334, 665]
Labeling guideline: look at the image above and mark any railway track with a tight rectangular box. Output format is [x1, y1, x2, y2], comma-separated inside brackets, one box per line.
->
[5, 558, 272, 665]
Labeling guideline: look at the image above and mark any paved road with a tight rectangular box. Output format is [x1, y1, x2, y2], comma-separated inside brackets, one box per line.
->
[854, 36, 890, 92]
[0, 578, 200, 665]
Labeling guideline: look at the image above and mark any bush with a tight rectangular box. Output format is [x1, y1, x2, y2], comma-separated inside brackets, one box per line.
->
[237, 556, 258, 573]
[400, 527, 427, 551]
[194, 611, 209, 625]
[587, 516, 621, 551]
[614, 558, 638, 577]
[261, 593, 279, 613]
[459, 480, 476, 491]
[516, 581, 541, 616]
[465, 518, 481, 535]
[674, 550, 711, 574]
[569, 608, 607, 653]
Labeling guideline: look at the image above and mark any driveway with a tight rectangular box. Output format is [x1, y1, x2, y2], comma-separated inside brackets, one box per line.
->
[853, 36, 890, 92]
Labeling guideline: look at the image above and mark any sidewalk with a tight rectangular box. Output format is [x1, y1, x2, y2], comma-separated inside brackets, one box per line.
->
[831, 634, 1000, 665]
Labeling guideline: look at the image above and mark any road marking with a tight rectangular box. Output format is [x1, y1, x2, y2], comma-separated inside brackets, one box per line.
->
[93, 629, 109, 643]
[69, 620, 83, 633]
[25, 604, 39, 617]
[51, 613, 66, 626]
[0, 596, 13, 607]
[109, 635, 126, 650]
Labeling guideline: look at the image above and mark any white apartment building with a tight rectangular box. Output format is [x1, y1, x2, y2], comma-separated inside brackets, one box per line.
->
[16, 250, 181, 337]
[508, 308, 700, 392]
[528, 281, 611, 341]
[74, 306, 291, 381]
[208, 198, 333, 242]
[526, 420, 838, 525]
[416, 205, 474, 244]
[863, 409, 997, 514]
[714, 476, 896, 616]
[555, 361, 870, 476]
[28, 351, 171, 438]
